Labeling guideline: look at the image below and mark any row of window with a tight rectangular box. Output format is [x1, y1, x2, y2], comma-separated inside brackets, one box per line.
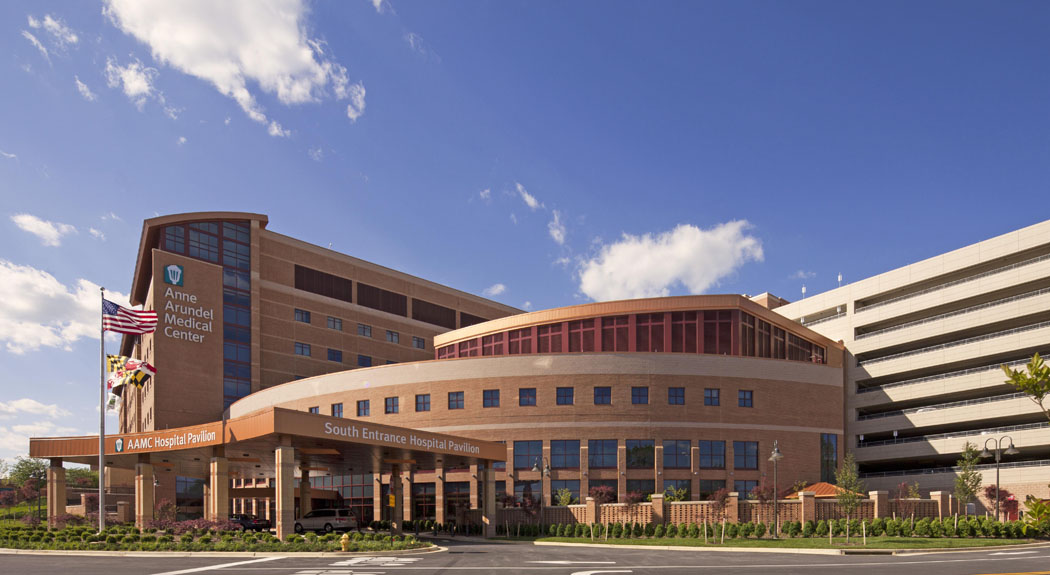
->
[512, 439, 761, 470]
[512, 478, 755, 502]
[293, 308, 426, 350]
[293, 342, 400, 368]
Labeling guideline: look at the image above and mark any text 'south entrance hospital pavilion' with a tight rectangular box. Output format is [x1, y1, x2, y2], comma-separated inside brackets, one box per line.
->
[31, 407, 504, 538]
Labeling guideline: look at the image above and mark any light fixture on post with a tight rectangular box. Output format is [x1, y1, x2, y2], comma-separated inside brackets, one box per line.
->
[768, 440, 784, 539]
[979, 436, 1019, 521]
[531, 456, 551, 515]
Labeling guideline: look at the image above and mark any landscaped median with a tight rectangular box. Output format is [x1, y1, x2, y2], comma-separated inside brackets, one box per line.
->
[496, 516, 1046, 551]
[0, 524, 430, 553]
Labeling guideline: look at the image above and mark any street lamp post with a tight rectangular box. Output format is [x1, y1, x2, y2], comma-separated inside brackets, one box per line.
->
[979, 436, 1019, 521]
[768, 441, 784, 539]
[531, 457, 551, 523]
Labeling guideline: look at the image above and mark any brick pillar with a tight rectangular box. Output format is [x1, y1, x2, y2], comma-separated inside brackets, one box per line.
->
[469, 464, 479, 509]
[275, 446, 295, 540]
[46, 460, 65, 529]
[690, 446, 700, 501]
[541, 443, 551, 506]
[134, 462, 154, 529]
[579, 444, 589, 500]
[870, 491, 889, 519]
[403, 470, 413, 523]
[209, 456, 229, 521]
[726, 492, 740, 524]
[798, 491, 815, 524]
[435, 466, 446, 524]
[930, 491, 949, 519]
[116, 501, 131, 523]
[373, 474, 383, 524]
[391, 464, 403, 535]
[617, 443, 627, 502]
[651, 493, 666, 524]
[504, 445, 514, 507]
[482, 468, 496, 537]
[654, 443, 664, 497]
[203, 483, 211, 519]
[299, 467, 312, 517]
[585, 496, 597, 525]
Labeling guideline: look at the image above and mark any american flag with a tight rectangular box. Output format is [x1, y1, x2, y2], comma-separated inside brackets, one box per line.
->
[102, 298, 158, 334]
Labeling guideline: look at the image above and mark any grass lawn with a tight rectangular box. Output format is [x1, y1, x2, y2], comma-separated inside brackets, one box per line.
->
[529, 536, 1037, 549]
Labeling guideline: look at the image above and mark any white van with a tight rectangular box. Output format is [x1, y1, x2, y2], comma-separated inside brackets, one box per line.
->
[293, 508, 360, 533]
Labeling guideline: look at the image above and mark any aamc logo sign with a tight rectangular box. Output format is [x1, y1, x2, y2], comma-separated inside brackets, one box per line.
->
[115, 438, 124, 452]
[164, 264, 184, 286]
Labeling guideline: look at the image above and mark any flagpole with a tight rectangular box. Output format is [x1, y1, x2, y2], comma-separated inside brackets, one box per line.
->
[98, 287, 106, 534]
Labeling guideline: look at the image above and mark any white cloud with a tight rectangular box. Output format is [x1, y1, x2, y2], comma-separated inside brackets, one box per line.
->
[346, 83, 366, 122]
[371, 0, 388, 14]
[31, 14, 79, 47]
[553, 256, 571, 268]
[0, 150, 16, 160]
[308, 146, 323, 161]
[577, 221, 764, 302]
[22, 30, 49, 62]
[522, 301, 533, 311]
[104, 0, 360, 132]
[164, 105, 182, 120]
[10, 213, 76, 247]
[548, 210, 566, 245]
[74, 75, 97, 101]
[101, 211, 121, 221]
[790, 270, 816, 280]
[404, 32, 440, 62]
[479, 188, 491, 201]
[11, 420, 79, 436]
[482, 283, 506, 297]
[516, 182, 543, 210]
[177, 136, 187, 146]
[105, 56, 158, 110]
[510, 213, 518, 225]
[0, 398, 71, 418]
[268, 121, 290, 138]
[88, 227, 105, 240]
[224, 116, 231, 126]
[0, 260, 130, 354]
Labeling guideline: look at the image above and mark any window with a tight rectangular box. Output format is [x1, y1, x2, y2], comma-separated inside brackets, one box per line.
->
[593, 386, 611, 405]
[308, 406, 319, 414]
[458, 338, 479, 357]
[328, 349, 342, 362]
[385, 397, 399, 414]
[668, 387, 685, 405]
[416, 394, 431, 412]
[704, 388, 720, 406]
[699, 440, 725, 469]
[507, 328, 532, 355]
[331, 403, 343, 418]
[740, 312, 756, 357]
[357, 355, 372, 367]
[386, 330, 399, 344]
[513, 441, 542, 469]
[537, 323, 563, 353]
[699, 479, 726, 499]
[294, 342, 311, 357]
[631, 387, 649, 405]
[735, 480, 759, 497]
[567, 319, 596, 352]
[294, 265, 352, 303]
[664, 479, 690, 499]
[671, 311, 699, 353]
[588, 439, 618, 468]
[412, 336, 426, 350]
[733, 441, 759, 470]
[357, 400, 370, 417]
[550, 440, 580, 469]
[519, 388, 536, 406]
[514, 480, 541, 502]
[357, 324, 372, 337]
[556, 387, 574, 405]
[625, 440, 654, 469]
[601, 315, 629, 351]
[412, 298, 456, 329]
[294, 309, 311, 323]
[821, 434, 838, 483]
[413, 482, 436, 521]
[625, 479, 655, 496]
[738, 390, 753, 408]
[482, 333, 504, 356]
[448, 391, 464, 410]
[703, 310, 733, 355]
[551, 480, 580, 504]
[483, 389, 500, 408]
[636, 313, 665, 352]
[663, 440, 691, 469]
[327, 316, 342, 331]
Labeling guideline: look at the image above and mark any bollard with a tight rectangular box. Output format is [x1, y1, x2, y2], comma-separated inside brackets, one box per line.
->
[340, 533, 350, 552]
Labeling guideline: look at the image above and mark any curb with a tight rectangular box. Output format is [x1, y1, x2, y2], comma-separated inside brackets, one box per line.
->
[0, 545, 442, 558]
[531, 540, 1050, 556]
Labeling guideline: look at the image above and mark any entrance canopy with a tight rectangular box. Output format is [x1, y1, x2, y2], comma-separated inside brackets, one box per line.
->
[29, 406, 506, 479]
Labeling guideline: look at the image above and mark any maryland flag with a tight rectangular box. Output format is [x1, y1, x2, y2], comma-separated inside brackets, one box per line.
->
[106, 354, 157, 393]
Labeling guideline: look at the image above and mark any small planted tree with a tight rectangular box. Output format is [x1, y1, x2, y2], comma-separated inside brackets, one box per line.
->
[663, 485, 688, 502]
[954, 442, 982, 516]
[835, 452, 864, 544]
[554, 488, 575, 507]
[1002, 353, 1050, 424]
[894, 481, 920, 524]
[588, 485, 615, 505]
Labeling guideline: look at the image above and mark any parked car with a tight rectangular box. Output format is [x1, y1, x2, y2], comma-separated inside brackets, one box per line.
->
[294, 508, 359, 533]
[230, 513, 271, 532]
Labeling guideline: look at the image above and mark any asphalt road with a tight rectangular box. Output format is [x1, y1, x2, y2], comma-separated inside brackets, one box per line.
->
[3, 539, 1050, 575]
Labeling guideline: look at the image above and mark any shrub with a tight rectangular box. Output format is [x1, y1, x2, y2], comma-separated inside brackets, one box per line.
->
[612, 523, 623, 538]
[726, 523, 738, 539]
[814, 520, 828, 536]
[941, 517, 955, 537]
[667, 524, 678, 537]
[653, 524, 665, 538]
[739, 522, 754, 538]
[871, 518, 885, 536]
[688, 523, 699, 538]
[575, 523, 584, 537]
[644, 522, 655, 537]
[900, 521, 913, 537]
[623, 522, 634, 538]
[634, 522, 644, 538]
[787, 521, 802, 538]
[930, 519, 944, 538]
[583, 524, 591, 538]
[754, 521, 767, 538]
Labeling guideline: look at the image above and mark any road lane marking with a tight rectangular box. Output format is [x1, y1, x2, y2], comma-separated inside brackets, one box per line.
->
[569, 571, 631, 575]
[529, 561, 617, 565]
[989, 551, 1039, 555]
[150, 556, 285, 575]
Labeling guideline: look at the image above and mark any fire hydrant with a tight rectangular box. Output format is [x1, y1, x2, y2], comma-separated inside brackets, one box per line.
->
[340, 533, 350, 552]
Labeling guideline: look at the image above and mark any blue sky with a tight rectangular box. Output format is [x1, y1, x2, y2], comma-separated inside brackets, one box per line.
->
[1, 0, 1048, 461]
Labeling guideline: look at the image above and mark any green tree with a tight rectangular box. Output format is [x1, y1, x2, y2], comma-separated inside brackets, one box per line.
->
[663, 485, 688, 502]
[1002, 353, 1050, 424]
[66, 467, 99, 487]
[953, 442, 981, 515]
[554, 487, 575, 507]
[835, 451, 864, 544]
[9, 456, 47, 486]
